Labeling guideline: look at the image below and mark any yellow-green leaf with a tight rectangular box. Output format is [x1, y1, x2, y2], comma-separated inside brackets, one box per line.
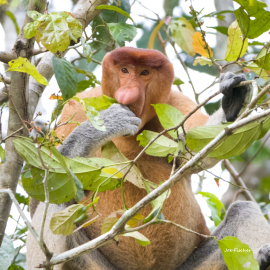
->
[102, 168, 124, 179]
[218, 236, 259, 270]
[126, 212, 144, 227]
[0, 0, 8, 5]
[137, 130, 178, 157]
[0, 145, 5, 164]
[193, 56, 213, 67]
[101, 210, 125, 234]
[169, 17, 196, 56]
[122, 231, 150, 247]
[7, 57, 48, 85]
[148, 19, 164, 49]
[245, 62, 269, 80]
[50, 204, 83, 235]
[225, 21, 248, 62]
[101, 141, 145, 189]
[192, 32, 213, 58]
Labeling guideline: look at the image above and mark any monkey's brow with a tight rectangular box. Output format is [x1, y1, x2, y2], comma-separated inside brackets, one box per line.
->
[111, 53, 167, 69]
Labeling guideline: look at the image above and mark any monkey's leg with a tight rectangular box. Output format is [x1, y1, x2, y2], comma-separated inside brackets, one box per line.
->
[27, 203, 118, 270]
[177, 201, 270, 270]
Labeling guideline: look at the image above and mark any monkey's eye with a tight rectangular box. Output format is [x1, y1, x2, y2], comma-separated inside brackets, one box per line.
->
[121, 68, 129, 74]
[141, 70, 149, 76]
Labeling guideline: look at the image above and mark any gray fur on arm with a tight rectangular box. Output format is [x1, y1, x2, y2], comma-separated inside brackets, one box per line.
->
[57, 104, 141, 158]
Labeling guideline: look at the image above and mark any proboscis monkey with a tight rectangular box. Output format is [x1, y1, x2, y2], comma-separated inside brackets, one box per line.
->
[27, 48, 270, 270]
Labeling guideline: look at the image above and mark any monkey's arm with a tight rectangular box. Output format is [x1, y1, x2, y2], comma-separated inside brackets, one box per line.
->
[206, 72, 250, 125]
[57, 103, 141, 158]
[178, 201, 270, 270]
[173, 72, 250, 173]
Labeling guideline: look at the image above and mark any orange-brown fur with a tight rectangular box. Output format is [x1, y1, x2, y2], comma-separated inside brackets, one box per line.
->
[56, 48, 210, 270]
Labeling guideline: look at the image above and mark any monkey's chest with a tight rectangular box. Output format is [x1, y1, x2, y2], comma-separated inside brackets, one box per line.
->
[83, 153, 208, 270]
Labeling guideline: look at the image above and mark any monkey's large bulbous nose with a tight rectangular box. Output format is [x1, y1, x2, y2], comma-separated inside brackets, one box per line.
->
[115, 87, 140, 105]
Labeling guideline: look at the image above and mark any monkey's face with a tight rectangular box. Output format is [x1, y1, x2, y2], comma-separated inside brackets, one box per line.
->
[113, 64, 154, 117]
[101, 47, 174, 127]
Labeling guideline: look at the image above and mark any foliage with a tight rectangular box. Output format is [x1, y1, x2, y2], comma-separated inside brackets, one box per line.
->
[3, 0, 270, 269]
[7, 57, 48, 85]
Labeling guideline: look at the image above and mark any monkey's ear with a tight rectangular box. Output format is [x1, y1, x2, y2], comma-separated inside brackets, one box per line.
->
[220, 72, 250, 122]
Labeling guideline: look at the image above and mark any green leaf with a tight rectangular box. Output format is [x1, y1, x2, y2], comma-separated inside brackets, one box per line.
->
[81, 36, 92, 60]
[0, 144, 5, 163]
[77, 80, 95, 92]
[225, 20, 248, 62]
[23, 20, 40, 38]
[91, 15, 115, 51]
[83, 95, 118, 111]
[50, 204, 83, 235]
[7, 57, 48, 85]
[152, 104, 184, 139]
[218, 236, 259, 270]
[22, 166, 77, 204]
[36, 13, 70, 53]
[137, 130, 178, 157]
[198, 191, 225, 226]
[248, 41, 265, 46]
[95, 4, 133, 22]
[164, 0, 180, 16]
[101, 141, 144, 189]
[86, 158, 121, 192]
[27, 10, 42, 20]
[122, 231, 150, 246]
[193, 56, 213, 67]
[0, 235, 15, 270]
[255, 47, 270, 71]
[5, 11, 19, 35]
[173, 77, 184, 85]
[15, 193, 29, 205]
[207, 26, 228, 35]
[245, 62, 269, 80]
[64, 11, 82, 43]
[107, 23, 137, 47]
[72, 96, 106, 131]
[186, 119, 265, 159]
[143, 181, 170, 223]
[53, 56, 78, 100]
[234, 0, 270, 39]
[169, 17, 196, 57]
[8, 264, 24, 270]
[14, 138, 119, 202]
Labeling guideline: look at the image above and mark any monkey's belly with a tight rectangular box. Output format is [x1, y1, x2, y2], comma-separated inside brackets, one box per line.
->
[83, 164, 209, 270]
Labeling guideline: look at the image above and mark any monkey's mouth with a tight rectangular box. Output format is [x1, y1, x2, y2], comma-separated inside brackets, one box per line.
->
[128, 105, 137, 115]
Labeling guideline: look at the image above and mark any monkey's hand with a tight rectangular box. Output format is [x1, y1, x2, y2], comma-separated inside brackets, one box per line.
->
[220, 72, 250, 122]
[257, 244, 270, 270]
[58, 104, 141, 158]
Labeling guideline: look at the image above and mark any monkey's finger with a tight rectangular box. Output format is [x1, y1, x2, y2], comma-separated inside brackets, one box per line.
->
[122, 116, 141, 127]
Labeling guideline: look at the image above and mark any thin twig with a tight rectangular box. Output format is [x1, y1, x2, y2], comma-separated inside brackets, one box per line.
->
[1, 126, 24, 143]
[239, 132, 270, 177]
[222, 159, 256, 202]
[0, 189, 52, 258]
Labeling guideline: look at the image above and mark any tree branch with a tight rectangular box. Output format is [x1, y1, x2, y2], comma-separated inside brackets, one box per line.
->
[27, 0, 109, 119]
[222, 159, 256, 202]
[0, 51, 15, 64]
[0, 0, 47, 247]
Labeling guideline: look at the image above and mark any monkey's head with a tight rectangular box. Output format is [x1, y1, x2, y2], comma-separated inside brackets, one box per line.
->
[101, 47, 174, 128]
